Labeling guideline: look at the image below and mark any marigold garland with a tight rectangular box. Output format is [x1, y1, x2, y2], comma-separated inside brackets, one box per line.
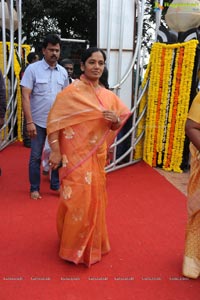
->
[152, 47, 166, 166]
[0, 42, 30, 142]
[136, 40, 198, 172]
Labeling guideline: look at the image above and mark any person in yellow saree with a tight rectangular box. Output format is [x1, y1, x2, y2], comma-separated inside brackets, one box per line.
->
[183, 92, 200, 278]
[47, 47, 131, 267]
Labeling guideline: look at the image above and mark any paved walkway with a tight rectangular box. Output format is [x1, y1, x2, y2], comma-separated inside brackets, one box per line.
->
[155, 168, 189, 196]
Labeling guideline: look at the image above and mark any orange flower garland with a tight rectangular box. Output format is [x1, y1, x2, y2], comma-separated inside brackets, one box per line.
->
[140, 40, 198, 172]
[164, 47, 184, 169]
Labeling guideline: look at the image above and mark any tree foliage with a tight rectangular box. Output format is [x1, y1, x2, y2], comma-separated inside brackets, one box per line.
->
[142, 0, 173, 51]
[22, 0, 97, 48]
[144, 0, 173, 28]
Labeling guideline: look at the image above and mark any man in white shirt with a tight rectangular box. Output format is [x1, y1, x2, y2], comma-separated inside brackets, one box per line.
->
[21, 34, 69, 199]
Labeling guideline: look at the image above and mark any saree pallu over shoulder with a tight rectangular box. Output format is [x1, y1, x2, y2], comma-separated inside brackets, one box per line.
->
[47, 75, 131, 138]
[47, 75, 131, 177]
[47, 75, 131, 267]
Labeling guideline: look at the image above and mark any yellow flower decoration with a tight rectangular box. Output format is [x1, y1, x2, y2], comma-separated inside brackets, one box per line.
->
[135, 40, 198, 172]
[0, 42, 30, 142]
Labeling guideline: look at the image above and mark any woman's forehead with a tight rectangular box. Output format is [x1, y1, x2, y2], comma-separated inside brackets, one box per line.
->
[88, 51, 104, 60]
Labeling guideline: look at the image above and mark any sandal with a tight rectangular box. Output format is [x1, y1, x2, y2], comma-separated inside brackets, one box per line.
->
[30, 191, 42, 200]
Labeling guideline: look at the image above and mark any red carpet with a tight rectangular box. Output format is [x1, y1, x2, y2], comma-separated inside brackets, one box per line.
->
[0, 142, 200, 300]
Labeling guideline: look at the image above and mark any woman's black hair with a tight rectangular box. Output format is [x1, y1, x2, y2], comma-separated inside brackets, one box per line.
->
[81, 47, 106, 64]
[99, 66, 109, 89]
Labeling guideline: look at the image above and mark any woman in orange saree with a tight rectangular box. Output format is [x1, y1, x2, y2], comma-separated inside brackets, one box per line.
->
[183, 92, 200, 278]
[47, 47, 131, 267]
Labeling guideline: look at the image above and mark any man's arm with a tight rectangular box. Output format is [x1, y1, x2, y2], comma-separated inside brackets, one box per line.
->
[22, 86, 32, 123]
[22, 86, 37, 138]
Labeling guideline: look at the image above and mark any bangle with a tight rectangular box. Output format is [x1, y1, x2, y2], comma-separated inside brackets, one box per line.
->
[26, 121, 34, 125]
[50, 139, 58, 145]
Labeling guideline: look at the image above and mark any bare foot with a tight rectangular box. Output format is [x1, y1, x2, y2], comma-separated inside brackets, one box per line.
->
[30, 191, 42, 200]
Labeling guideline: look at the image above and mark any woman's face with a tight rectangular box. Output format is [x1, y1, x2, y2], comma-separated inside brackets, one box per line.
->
[81, 51, 105, 82]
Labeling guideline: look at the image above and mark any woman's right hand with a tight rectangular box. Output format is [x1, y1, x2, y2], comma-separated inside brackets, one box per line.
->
[49, 151, 62, 170]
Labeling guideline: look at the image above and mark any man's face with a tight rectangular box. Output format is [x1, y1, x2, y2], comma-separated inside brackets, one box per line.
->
[64, 64, 74, 77]
[42, 43, 60, 67]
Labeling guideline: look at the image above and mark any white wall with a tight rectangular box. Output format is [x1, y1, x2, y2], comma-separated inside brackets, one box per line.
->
[97, 0, 136, 109]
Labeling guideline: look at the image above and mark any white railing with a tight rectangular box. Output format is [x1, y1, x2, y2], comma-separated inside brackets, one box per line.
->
[98, 0, 158, 172]
[0, 0, 22, 150]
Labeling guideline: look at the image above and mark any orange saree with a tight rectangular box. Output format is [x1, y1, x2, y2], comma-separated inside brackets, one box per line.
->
[47, 75, 131, 267]
[183, 92, 200, 278]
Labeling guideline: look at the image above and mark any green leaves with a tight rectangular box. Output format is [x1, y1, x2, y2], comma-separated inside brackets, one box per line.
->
[22, 0, 97, 48]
